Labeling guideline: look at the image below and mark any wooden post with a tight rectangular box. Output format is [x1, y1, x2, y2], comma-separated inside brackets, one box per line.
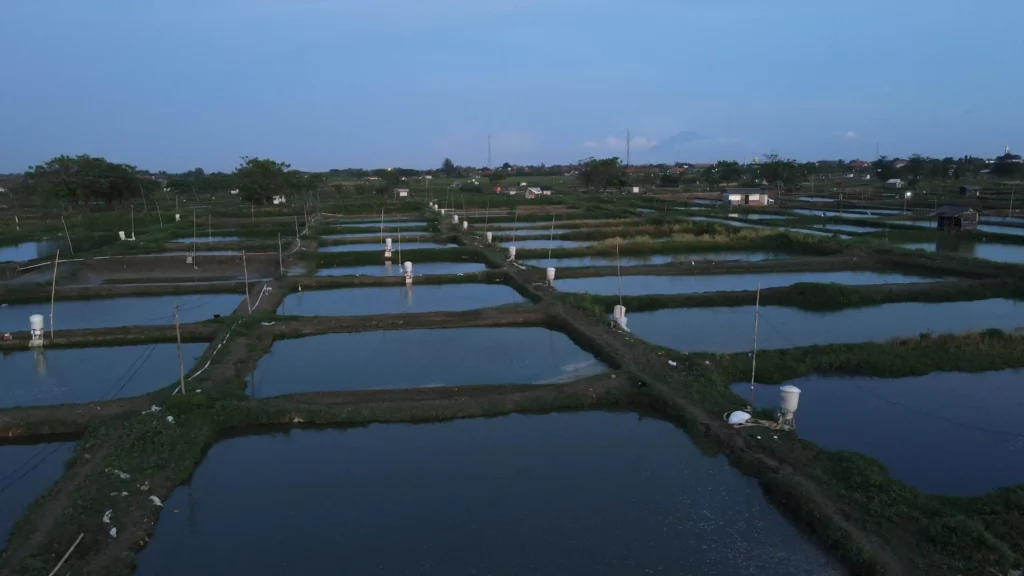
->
[208, 214, 211, 242]
[49, 249, 59, 339]
[192, 209, 198, 269]
[60, 217, 74, 255]
[278, 233, 283, 276]
[130, 205, 135, 240]
[750, 283, 761, 406]
[243, 250, 251, 313]
[155, 196, 163, 227]
[174, 304, 186, 395]
[139, 183, 148, 213]
[294, 216, 299, 241]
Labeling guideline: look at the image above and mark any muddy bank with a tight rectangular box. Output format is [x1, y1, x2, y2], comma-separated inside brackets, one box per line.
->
[0, 397, 152, 438]
[0, 281, 248, 304]
[520, 255, 879, 280]
[270, 306, 547, 338]
[0, 323, 219, 351]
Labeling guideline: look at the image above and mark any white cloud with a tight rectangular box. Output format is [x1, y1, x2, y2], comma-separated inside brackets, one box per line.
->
[582, 135, 657, 151]
[844, 131, 857, 139]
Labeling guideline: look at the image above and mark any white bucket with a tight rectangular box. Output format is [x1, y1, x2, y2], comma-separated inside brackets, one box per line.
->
[545, 267, 556, 283]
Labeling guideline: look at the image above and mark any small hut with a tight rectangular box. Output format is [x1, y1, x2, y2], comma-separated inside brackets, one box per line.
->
[959, 185, 981, 197]
[934, 205, 979, 232]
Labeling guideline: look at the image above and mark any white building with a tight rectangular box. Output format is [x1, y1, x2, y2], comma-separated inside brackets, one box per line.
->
[884, 179, 906, 189]
[272, 195, 287, 205]
[394, 188, 410, 198]
[720, 189, 771, 206]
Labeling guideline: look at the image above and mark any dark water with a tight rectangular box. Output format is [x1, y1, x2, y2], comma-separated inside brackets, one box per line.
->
[789, 209, 878, 219]
[684, 217, 766, 229]
[170, 236, 241, 243]
[0, 343, 206, 407]
[318, 241, 455, 253]
[691, 198, 719, 205]
[0, 442, 75, 552]
[502, 239, 590, 249]
[0, 238, 111, 263]
[740, 213, 791, 220]
[277, 284, 523, 316]
[524, 252, 791, 268]
[888, 220, 1024, 237]
[315, 262, 487, 276]
[733, 370, 1024, 495]
[901, 242, 1024, 264]
[322, 231, 428, 240]
[810, 223, 879, 233]
[335, 220, 428, 228]
[557, 271, 936, 296]
[248, 328, 606, 396]
[777, 227, 852, 238]
[630, 299, 1024, 353]
[796, 196, 835, 203]
[0, 294, 240, 332]
[133, 412, 839, 576]
[494, 228, 572, 238]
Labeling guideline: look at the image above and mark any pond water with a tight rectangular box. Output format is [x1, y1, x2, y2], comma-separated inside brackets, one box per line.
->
[0, 238, 112, 263]
[334, 221, 428, 228]
[810, 223, 879, 234]
[0, 343, 206, 407]
[170, 236, 242, 243]
[683, 217, 766, 229]
[886, 220, 1024, 237]
[738, 213, 791, 220]
[318, 242, 456, 253]
[493, 228, 573, 238]
[900, 242, 1024, 265]
[524, 252, 793, 268]
[690, 198, 719, 205]
[134, 412, 838, 576]
[503, 239, 591, 250]
[315, 262, 487, 276]
[277, 284, 523, 316]
[629, 298, 1024, 353]
[789, 209, 878, 219]
[0, 442, 76, 552]
[733, 369, 1024, 495]
[796, 196, 835, 203]
[778, 227, 852, 239]
[248, 328, 606, 396]
[321, 231, 428, 240]
[0, 294, 240, 332]
[556, 271, 935, 296]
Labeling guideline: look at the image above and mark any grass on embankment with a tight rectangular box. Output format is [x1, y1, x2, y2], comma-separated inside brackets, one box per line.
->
[307, 246, 485, 269]
[561, 278, 1024, 313]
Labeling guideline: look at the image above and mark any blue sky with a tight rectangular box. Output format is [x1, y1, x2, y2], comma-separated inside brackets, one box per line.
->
[2, 0, 1022, 172]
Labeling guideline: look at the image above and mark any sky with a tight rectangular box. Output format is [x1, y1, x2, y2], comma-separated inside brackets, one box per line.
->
[2, 0, 1022, 173]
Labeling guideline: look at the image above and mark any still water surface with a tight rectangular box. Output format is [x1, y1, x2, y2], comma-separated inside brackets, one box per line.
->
[502, 239, 591, 249]
[0, 343, 206, 407]
[170, 236, 241, 243]
[0, 294, 239, 332]
[630, 299, 1024, 353]
[0, 442, 75, 552]
[134, 412, 838, 576]
[318, 241, 455, 252]
[556, 271, 936, 296]
[277, 284, 523, 316]
[524, 252, 791, 268]
[735, 370, 1024, 495]
[901, 242, 1024, 264]
[315, 262, 487, 276]
[248, 328, 605, 396]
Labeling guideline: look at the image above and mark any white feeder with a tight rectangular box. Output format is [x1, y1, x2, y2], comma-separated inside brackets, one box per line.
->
[440, 208, 446, 216]
[507, 245, 516, 261]
[384, 237, 393, 259]
[461, 220, 468, 230]
[452, 214, 459, 224]
[118, 231, 126, 241]
[612, 305, 629, 332]
[545, 267, 556, 284]
[403, 261, 413, 284]
[175, 214, 181, 222]
[29, 314, 44, 347]
[486, 231, 493, 243]
[778, 384, 801, 431]
[727, 411, 752, 425]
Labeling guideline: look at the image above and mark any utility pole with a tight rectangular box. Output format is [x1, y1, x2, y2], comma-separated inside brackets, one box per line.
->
[1010, 186, 1016, 218]
[50, 249, 60, 339]
[750, 283, 761, 406]
[174, 304, 186, 395]
[155, 197, 163, 227]
[294, 216, 299, 241]
[130, 205, 135, 240]
[208, 214, 211, 242]
[626, 128, 631, 167]
[139, 183, 148, 213]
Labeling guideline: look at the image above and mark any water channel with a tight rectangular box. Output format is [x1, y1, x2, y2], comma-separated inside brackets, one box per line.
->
[277, 284, 523, 316]
[0, 294, 240, 332]
[556, 271, 937, 296]
[315, 262, 487, 276]
[0, 442, 76, 552]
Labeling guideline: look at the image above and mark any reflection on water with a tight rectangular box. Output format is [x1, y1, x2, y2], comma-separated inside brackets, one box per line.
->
[170, 236, 242, 243]
[500, 239, 591, 249]
[0, 294, 240, 332]
[315, 262, 487, 276]
[556, 271, 937, 296]
[629, 299, 1024, 353]
[134, 412, 838, 576]
[277, 284, 523, 316]
[0, 443, 75, 552]
[523, 252, 791, 268]
[0, 343, 206, 407]
[900, 241, 1024, 264]
[319, 242, 455, 252]
[734, 370, 1024, 495]
[247, 327, 606, 396]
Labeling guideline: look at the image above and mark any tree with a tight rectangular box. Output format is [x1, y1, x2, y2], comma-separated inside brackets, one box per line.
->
[441, 158, 458, 178]
[577, 157, 625, 192]
[25, 155, 141, 206]
[714, 161, 742, 184]
[233, 157, 291, 204]
[759, 153, 803, 188]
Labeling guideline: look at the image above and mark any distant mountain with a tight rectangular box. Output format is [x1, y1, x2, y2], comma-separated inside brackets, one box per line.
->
[639, 131, 741, 164]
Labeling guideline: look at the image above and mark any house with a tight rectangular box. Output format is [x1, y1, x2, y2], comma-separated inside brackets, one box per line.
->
[884, 179, 906, 189]
[542, 190, 552, 196]
[394, 188, 409, 198]
[526, 187, 542, 197]
[631, 186, 640, 194]
[230, 189, 239, 195]
[366, 176, 381, 181]
[934, 205, 979, 232]
[423, 175, 433, 180]
[721, 188, 772, 206]
[893, 159, 909, 169]
[849, 160, 870, 169]
[272, 195, 287, 205]
[960, 185, 981, 197]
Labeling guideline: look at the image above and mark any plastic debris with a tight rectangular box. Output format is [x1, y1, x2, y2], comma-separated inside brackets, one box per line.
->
[260, 321, 275, 326]
[139, 482, 150, 491]
[668, 360, 677, 367]
[109, 527, 117, 538]
[110, 491, 128, 497]
[149, 495, 163, 507]
[142, 406, 161, 414]
[106, 469, 130, 480]
[704, 360, 710, 365]
[727, 411, 752, 425]
[102, 510, 112, 524]
[166, 416, 175, 424]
